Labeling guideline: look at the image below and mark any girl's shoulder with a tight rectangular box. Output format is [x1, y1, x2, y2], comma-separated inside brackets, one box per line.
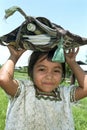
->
[11, 79, 34, 98]
[58, 85, 76, 102]
[17, 79, 34, 87]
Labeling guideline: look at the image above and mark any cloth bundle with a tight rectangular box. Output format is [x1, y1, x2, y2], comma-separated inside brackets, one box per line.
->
[0, 6, 87, 62]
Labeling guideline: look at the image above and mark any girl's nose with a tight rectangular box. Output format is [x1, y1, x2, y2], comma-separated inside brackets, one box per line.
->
[46, 71, 53, 80]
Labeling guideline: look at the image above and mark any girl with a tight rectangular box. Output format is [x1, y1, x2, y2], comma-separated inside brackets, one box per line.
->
[0, 46, 87, 130]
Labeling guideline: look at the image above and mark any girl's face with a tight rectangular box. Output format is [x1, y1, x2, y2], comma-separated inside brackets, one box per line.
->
[33, 56, 63, 92]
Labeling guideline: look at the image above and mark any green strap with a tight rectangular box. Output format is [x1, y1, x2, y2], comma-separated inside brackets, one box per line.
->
[52, 37, 65, 63]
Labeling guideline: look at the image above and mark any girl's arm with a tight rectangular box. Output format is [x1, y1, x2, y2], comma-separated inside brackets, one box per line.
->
[65, 48, 87, 100]
[0, 46, 26, 96]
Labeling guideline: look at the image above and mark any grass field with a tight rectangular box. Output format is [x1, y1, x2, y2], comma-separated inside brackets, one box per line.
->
[72, 98, 87, 130]
[0, 88, 8, 130]
[0, 72, 87, 130]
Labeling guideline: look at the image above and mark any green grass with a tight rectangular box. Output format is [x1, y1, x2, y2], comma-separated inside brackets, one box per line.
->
[0, 72, 87, 130]
[0, 88, 8, 130]
[14, 71, 28, 79]
[72, 98, 87, 130]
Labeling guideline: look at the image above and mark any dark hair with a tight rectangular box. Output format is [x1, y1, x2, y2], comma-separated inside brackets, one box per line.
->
[28, 48, 65, 80]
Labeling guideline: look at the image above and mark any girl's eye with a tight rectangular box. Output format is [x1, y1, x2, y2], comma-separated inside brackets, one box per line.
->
[54, 70, 61, 73]
[38, 68, 46, 71]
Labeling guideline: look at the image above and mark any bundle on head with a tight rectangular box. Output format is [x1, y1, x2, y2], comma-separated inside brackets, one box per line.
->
[0, 6, 87, 52]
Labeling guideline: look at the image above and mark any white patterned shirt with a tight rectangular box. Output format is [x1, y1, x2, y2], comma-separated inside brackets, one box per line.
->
[5, 80, 75, 130]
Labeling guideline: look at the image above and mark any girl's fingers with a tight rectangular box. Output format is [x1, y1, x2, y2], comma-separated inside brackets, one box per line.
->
[65, 47, 79, 54]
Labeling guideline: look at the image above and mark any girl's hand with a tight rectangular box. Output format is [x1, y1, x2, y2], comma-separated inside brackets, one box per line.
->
[8, 45, 26, 60]
[65, 47, 79, 64]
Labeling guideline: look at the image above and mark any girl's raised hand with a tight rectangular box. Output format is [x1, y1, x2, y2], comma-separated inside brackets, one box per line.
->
[8, 45, 26, 59]
[65, 47, 79, 63]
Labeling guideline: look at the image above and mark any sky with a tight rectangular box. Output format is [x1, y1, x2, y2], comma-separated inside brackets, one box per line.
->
[0, 0, 87, 66]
